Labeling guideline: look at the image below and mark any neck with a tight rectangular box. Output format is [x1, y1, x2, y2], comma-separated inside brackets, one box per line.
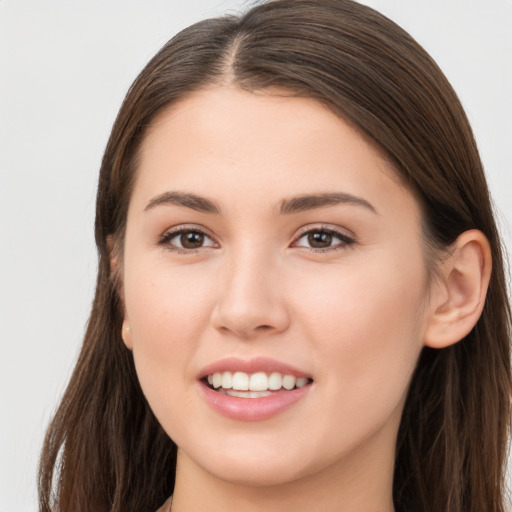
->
[171, 426, 397, 512]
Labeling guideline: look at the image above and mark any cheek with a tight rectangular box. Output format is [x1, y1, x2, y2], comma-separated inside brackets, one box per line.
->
[296, 247, 426, 341]
[292, 251, 426, 428]
[125, 258, 215, 342]
[122, 259, 216, 412]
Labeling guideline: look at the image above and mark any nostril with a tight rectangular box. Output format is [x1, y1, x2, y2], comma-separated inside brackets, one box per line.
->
[210, 286, 291, 337]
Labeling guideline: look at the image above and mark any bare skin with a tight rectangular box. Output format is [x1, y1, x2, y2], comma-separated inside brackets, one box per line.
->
[117, 86, 491, 512]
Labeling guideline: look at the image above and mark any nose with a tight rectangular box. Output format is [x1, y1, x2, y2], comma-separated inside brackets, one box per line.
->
[210, 248, 290, 339]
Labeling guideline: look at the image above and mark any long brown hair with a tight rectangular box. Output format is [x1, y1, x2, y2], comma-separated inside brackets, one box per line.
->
[38, 1, 511, 511]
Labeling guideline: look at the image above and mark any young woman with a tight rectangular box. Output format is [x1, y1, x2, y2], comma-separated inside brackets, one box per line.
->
[38, 1, 511, 511]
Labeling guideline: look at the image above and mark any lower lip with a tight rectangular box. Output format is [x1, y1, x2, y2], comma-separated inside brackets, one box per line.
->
[198, 381, 311, 422]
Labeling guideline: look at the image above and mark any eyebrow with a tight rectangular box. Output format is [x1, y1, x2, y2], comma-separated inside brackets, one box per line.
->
[145, 191, 221, 214]
[279, 192, 377, 215]
[144, 191, 377, 215]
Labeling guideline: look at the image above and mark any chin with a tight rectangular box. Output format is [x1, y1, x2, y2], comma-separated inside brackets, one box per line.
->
[177, 428, 313, 487]
[202, 452, 313, 487]
[175, 429, 331, 489]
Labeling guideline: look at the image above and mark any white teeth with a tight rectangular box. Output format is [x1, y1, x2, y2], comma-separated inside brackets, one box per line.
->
[282, 375, 296, 390]
[221, 389, 272, 398]
[296, 377, 308, 388]
[206, 371, 310, 392]
[232, 371, 249, 391]
[249, 372, 268, 391]
[221, 371, 233, 389]
[268, 372, 282, 390]
[212, 372, 222, 389]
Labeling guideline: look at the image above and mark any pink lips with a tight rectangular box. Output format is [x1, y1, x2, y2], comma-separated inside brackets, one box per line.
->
[197, 356, 313, 422]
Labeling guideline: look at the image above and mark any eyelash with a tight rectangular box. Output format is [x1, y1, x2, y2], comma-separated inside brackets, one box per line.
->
[293, 226, 355, 253]
[158, 227, 217, 254]
[158, 225, 355, 254]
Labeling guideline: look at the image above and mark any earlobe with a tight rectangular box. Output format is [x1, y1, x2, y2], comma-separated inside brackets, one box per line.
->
[424, 230, 492, 349]
[107, 235, 131, 349]
[121, 321, 133, 350]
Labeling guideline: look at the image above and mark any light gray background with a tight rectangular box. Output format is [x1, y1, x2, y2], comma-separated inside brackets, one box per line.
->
[1, 1, 511, 511]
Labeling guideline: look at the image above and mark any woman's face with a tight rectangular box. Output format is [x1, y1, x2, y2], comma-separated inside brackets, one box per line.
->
[121, 86, 431, 487]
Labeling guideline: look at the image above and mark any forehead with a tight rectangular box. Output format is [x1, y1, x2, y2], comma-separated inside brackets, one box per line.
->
[132, 85, 419, 222]
[144, 86, 385, 166]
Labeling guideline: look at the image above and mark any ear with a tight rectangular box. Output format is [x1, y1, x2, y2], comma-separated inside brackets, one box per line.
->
[121, 321, 133, 350]
[107, 235, 119, 277]
[107, 235, 133, 350]
[423, 229, 492, 349]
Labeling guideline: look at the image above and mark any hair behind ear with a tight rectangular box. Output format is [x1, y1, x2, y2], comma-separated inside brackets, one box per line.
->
[394, 228, 509, 511]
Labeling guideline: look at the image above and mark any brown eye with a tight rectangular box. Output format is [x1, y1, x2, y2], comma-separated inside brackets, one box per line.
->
[307, 232, 333, 248]
[160, 228, 217, 252]
[294, 228, 354, 252]
[180, 231, 205, 249]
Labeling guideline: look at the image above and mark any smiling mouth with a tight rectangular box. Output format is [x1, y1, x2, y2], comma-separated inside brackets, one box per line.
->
[203, 371, 313, 398]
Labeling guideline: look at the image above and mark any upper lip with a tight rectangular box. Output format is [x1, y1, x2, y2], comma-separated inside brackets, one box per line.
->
[198, 356, 312, 380]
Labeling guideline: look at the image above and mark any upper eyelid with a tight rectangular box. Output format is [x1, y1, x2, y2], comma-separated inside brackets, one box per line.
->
[161, 224, 215, 238]
[294, 224, 355, 241]
[292, 227, 355, 248]
[158, 225, 218, 248]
